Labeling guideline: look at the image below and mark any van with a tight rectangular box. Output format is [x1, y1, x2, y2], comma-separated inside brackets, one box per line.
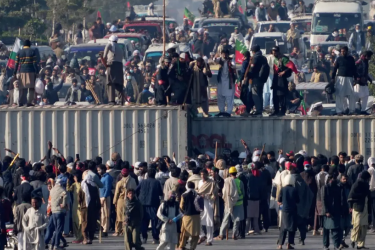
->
[310, 0, 363, 45]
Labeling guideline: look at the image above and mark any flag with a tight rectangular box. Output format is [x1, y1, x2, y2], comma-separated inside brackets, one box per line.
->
[127, 2, 130, 8]
[235, 39, 247, 64]
[300, 91, 307, 115]
[97, 11, 101, 18]
[184, 8, 195, 26]
[273, 56, 298, 74]
[6, 38, 21, 70]
[238, 0, 244, 14]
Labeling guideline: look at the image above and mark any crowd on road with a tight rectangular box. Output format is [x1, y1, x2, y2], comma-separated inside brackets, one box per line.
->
[0, 141, 374, 250]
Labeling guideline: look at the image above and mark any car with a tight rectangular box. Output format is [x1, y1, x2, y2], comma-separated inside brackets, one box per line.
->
[200, 18, 243, 40]
[250, 32, 288, 55]
[32, 46, 55, 62]
[122, 21, 169, 39]
[134, 16, 179, 29]
[255, 21, 291, 34]
[88, 38, 134, 59]
[66, 43, 108, 66]
[143, 43, 193, 64]
[103, 33, 149, 53]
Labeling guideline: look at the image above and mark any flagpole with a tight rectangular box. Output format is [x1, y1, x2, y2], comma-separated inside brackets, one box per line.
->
[163, 0, 166, 55]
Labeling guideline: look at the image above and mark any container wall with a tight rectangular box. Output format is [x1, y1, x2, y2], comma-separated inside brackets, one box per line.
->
[0, 106, 188, 164]
[191, 117, 375, 159]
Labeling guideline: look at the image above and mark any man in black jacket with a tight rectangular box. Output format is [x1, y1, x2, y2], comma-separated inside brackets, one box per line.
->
[331, 46, 358, 115]
[355, 50, 373, 114]
[322, 172, 343, 250]
[348, 171, 371, 249]
[13, 172, 34, 206]
[245, 163, 261, 234]
[136, 168, 163, 244]
[155, 57, 171, 105]
[277, 1, 288, 20]
[347, 154, 364, 185]
[124, 189, 144, 250]
[249, 45, 268, 116]
[259, 162, 272, 232]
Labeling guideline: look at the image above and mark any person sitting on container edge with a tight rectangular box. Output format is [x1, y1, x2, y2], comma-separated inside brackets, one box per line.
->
[286, 82, 301, 114]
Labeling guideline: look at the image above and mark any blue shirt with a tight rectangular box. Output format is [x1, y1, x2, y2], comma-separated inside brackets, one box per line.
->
[100, 173, 113, 198]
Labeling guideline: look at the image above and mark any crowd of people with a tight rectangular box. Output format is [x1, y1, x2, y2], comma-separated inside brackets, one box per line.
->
[0, 141, 374, 250]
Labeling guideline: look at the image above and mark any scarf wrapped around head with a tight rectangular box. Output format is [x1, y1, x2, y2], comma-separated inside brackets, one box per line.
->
[109, 35, 118, 53]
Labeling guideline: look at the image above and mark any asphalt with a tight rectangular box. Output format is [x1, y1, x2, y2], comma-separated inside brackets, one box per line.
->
[67, 228, 375, 250]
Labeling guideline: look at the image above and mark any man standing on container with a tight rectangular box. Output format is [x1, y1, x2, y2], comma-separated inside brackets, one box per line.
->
[103, 35, 124, 105]
[354, 51, 373, 114]
[331, 46, 357, 115]
[13, 39, 39, 106]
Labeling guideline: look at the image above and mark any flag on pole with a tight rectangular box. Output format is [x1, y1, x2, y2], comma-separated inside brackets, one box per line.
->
[299, 91, 307, 115]
[97, 11, 102, 18]
[127, 2, 131, 8]
[235, 39, 248, 64]
[6, 38, 21, 70]
[184, 8, 195, 26]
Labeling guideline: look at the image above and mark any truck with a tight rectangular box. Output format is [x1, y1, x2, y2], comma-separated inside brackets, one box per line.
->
[310, 0, 364, 45]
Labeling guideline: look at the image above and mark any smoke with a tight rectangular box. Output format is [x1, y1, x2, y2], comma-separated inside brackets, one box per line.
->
[155, 0, 202, 25]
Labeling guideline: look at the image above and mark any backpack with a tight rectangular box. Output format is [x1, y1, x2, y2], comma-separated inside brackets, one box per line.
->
[259, 57, 270, 84]
[194, 193, 204, 212]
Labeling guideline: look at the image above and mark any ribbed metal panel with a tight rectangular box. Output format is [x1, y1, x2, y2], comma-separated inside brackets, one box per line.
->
[191, 116, 375, 159]
[0, 106, 188, 164]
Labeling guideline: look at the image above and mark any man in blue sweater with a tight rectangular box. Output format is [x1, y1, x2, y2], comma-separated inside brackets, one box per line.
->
[136, 168, 163, 244]
[98, 164, 113, 237]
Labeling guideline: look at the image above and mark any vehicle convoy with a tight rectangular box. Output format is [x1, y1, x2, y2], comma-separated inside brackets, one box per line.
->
[310, 0, 364, 44]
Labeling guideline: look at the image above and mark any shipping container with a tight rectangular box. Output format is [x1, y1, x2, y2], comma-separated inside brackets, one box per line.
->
[190, 116, 375, 160]
[0, 105, 188, 164]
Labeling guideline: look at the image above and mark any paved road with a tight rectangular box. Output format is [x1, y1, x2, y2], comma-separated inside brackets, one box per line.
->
[67, 228, 375, 250]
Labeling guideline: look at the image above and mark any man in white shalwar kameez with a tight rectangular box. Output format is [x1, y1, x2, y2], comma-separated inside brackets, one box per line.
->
[156, 191, 179, 250]
[263, 55, 274, 110]
[215, 49, 236, 117]
[331, 46, 358, 115]
[198, 169, 218, 246]
[22, 197, 48, 250]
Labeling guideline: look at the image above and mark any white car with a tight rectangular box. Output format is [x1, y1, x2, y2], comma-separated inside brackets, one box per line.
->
[249, 32, 288, 55]
[143, 43, 193, 64]
[88, 38, 134, 59]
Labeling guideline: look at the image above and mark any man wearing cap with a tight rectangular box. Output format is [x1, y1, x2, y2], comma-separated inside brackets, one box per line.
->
[354, 51, 373, 115]
[270, 46, 292, 116]
[215, 49, 236, 117]
[255, 3, 267, 21]
[214, 166, 244, 240]
[189, 57, 212, 117]
[103, 35, 124, 105]
[349, 24, 365, 55]
[155, 57, 171, 105]
[13, 39, 39, 106]
[168, 52, 191, 105]
[113, 168, 137, 236]
[331, 46, 358, 115]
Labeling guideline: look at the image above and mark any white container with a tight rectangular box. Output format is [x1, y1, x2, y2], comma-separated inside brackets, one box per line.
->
[0, 105, 188, 164]
[190, 116, 375, 159]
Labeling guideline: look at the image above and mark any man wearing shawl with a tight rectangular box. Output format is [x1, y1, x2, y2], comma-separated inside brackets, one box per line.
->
[67, 170, 83, 244]
[124, 189, 144, 250]
[270, 46, 298, 116]
[348, 171, 371, 249]
[189, 57, 212, 117]
[103, 35, 124, 105]
[214, 167, 244, 240]
[22, 195, 48, 250]
[113, 168, 137, 236]
[78, 173, 100, 244]
[198, 169, 218, 246]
